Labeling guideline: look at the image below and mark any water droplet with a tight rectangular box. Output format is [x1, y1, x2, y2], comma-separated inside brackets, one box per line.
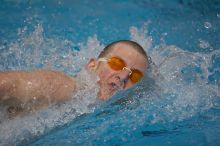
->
[204, 22, 212, 29]
[198, 39, 210, 49]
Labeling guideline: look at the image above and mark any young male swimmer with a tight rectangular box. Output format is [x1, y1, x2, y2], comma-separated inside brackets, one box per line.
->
[0, 40, 149, 115]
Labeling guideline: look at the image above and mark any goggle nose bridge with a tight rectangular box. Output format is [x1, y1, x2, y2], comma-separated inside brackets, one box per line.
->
[123, 67, 132, 76]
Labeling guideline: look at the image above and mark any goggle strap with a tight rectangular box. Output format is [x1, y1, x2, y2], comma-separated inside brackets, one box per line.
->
[98, 58, 108, 62]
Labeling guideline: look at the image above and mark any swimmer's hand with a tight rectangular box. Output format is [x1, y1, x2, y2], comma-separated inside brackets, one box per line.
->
[0, 70, 76, 105]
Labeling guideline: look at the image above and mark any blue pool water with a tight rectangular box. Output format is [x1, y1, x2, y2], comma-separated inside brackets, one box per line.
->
[0, 0, 220, 146]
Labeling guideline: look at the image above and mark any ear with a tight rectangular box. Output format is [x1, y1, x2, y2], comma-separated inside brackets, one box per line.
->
[86, 58, 98, 71]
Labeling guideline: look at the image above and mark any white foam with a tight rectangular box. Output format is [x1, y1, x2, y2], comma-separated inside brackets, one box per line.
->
[0, 24, 102, 145]
[129, 24, 219, 124]
[0, 23, 219, 145]
[0, 68, 101, 145]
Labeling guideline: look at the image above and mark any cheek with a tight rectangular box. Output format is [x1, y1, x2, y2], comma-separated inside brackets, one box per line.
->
[124, 80, 134, 89]
[98, 66, 115, 81]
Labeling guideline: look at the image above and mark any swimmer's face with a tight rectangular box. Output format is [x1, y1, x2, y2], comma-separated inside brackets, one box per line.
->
[86, 43, 148, 100]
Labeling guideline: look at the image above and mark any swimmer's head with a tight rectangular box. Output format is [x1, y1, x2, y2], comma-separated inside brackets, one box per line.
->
[86, 40, 149, 100]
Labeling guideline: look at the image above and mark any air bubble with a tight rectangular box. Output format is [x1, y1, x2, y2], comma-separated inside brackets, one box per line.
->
[198, 39, 211, 49]
[204, 22, 212, 29]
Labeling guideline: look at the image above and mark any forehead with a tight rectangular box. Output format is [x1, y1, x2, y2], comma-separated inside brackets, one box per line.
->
[107, 43, 147, 72]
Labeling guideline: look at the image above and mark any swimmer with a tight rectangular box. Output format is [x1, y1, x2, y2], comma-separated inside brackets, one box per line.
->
[0, 40, 149, 116]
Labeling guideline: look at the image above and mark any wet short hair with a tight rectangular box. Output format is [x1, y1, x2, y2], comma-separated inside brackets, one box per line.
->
[98, 40, 148, 64]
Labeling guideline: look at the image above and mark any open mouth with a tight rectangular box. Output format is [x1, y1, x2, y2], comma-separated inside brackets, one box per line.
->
[107, 82, 123, 93]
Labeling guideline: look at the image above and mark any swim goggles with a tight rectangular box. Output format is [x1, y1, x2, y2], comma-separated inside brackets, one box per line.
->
[98, 56, 143, 83]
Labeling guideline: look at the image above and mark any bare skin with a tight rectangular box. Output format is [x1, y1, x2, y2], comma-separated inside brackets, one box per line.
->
[87, 43, 148, 100]
[0, 70, 75, 102]
[0, 70, 75, 116]
[0, 42, 148, 116]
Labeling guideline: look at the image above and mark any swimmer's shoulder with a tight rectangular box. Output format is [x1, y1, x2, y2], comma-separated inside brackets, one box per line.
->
[34, 70, 77, 102]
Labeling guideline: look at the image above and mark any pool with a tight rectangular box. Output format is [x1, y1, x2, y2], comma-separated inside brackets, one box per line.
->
[0, 0, 219, 145]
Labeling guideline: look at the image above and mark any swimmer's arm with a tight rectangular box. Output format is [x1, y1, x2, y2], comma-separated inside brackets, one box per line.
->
[0, 70, 76, 104]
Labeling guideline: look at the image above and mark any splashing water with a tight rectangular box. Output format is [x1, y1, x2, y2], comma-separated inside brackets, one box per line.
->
[0, 24, 104, 75]
[0, 69, 100, 146]
[130, 23, 219, 123]
[33, 23, 219, 145]
[0, 23, 219, 145]
[0, 24, 103, 145]
[64, 24, 219, 145]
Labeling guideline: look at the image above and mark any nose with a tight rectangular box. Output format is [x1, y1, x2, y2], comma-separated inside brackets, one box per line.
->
[113, 68, 131, 88]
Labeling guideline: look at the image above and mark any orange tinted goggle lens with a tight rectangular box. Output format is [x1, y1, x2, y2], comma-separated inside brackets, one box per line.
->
[107, 57, 143, 83]
[129, 69, 143, 83]
[107, 57, 125, 70]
